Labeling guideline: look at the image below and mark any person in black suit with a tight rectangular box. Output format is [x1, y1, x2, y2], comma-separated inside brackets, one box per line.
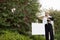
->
[45, 19, 54, 40]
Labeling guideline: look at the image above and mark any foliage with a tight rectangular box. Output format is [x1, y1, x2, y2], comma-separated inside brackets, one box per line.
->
[0, 30, 31, 40]
[0, 0, 45, 40]
[50, 10, 60, 40]
[30, 35, 45, 40]
[0, 0, 40, 34]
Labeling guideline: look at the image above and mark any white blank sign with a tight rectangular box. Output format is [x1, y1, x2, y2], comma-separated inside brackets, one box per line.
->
[32, 23, 45, 35]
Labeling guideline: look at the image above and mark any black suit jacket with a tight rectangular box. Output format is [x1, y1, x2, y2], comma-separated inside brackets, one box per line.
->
[45, 23, 53, 32]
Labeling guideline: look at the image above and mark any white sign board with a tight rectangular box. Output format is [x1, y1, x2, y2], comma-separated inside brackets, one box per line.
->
[32, 23, 45, 35]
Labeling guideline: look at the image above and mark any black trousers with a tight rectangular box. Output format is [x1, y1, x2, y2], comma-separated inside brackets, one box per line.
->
[45, 29, 54, 40]
[45, 23, 54, 40]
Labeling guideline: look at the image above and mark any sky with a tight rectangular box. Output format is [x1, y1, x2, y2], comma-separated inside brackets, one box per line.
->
[39, 0, 60, 11]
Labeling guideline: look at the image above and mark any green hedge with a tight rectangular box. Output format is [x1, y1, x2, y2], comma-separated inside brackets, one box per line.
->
[0, 30, 31, 40]
[30, 35, 45, 40]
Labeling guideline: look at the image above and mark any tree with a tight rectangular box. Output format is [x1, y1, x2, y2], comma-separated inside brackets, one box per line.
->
[0, 0, 40, 34]
[49, 10, 60, 40]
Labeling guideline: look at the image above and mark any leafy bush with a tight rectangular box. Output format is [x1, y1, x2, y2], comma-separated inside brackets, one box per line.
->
[30, 35, 45, 40]
[0, 30, 31, 40]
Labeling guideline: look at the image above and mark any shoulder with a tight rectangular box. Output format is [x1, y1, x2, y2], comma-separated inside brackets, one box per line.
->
[49, 23, 52, 26]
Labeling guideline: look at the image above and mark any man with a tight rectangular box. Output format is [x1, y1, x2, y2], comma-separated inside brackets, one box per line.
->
[42, 12, 48, 24]
[45, 19, 54, 40]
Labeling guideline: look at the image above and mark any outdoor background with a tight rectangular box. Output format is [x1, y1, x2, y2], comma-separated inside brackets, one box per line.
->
[0, 0, 60, 40]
